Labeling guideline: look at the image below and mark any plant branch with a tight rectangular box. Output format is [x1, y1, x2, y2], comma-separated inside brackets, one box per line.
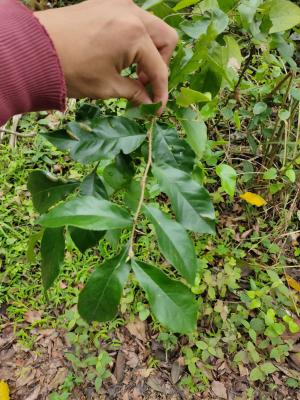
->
[127, 117, 156, 261]
[0, 128, 36, 138]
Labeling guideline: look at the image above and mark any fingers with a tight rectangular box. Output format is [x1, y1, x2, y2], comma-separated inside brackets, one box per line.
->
[137, 8, 179, 65]
[115, 76, 152, 105]
[136, 34, 169, 108]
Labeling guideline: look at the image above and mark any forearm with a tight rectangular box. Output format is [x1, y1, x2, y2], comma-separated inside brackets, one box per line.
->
[0, 0, 66, 125]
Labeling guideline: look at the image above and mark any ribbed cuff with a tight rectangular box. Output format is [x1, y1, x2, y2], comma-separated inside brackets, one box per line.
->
[0, 0, 66, 125]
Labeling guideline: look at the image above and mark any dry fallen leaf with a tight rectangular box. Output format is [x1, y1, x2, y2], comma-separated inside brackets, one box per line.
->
[114, 351, 126, 383]
[137, 368, 153, 378]
[126, 318, 147, 342]
[240, 192, 267, 207]
[0, 380, 10, 400]
[286, 274, 300, 293]
[24, 310, 43, 324]
[289, 353, 300, 371]
[211, 380, 227, 399]
[147, 376, 166, 394]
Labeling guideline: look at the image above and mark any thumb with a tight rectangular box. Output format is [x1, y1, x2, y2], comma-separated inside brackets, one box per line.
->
[115, 76, 152, 106]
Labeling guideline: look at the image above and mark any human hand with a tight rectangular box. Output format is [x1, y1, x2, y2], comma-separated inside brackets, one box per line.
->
[35, 0, 178, 110]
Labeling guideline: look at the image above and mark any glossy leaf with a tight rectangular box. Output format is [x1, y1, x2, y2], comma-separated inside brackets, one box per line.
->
[216, 164, 237, 198]
[38, 196, 132, 230]
[124, 180, 142, 212]
[69, 171, 108, 252]
[143, 205, 197, 285]
[42, 117, 146, 164]
[152, 163, 215, 234]
[132, 260, 197, 333]
[41, 227, 65, 290]
[103, 154, 134, 190]
[179, 109, 207, 160]
[76, 103, 101, 122]
[28, 170, 79, 214]
[176, 88, 212, 107]
[152, 123, 195, 172]
[69, 227, 105, 253]
[78, 249, 130, 322]
[80, 171, 108, 199]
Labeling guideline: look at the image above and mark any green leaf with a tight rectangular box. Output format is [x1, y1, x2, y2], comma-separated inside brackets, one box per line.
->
[69, 227, 105, 253]
[124, 180, 142, 212]
[152, 123, 195, 172]
[152, 163, 215, 234]
[42, 117, 146, 164]
[250, 366, 265, 382]
[78, 249, 130, 322]
[69, 171, 108, 253]
[253, 102, 268, 115]
[216, 164, 237, 198]
[238, 0, 262, 31]
[285, 167, 296, 183]
[28, 170, 79, 214]
[174, 0, 200, 11]
[279, 109, 290, 121]
[76, 103, 101, 122]
[178, 109, 207, 160]
[180, 18, 211, 39]
[125, 102, 161, 119]
[143, 204, 197, 285]
[249, 328, 257, 343]
[38, 196, 132, 230]
[222, 35, 243, 71]
[247, 341, 261, 363]
[80, 171, 108, 199]
[250, 318, 265, 334]
[132, 260, 197, 333]
[176, 88, 212, 107]
[260, 362, 277, 375]
[263, 167, 277, 180]
[41, 227, 65, 290]
[269, 182, 284, 194]
[291, 88, 300, 101]
[190, 64, 222, 98]
[103, 154, 134, 190]
[27, 230, 44, 263]
[268, 0, 300, 33]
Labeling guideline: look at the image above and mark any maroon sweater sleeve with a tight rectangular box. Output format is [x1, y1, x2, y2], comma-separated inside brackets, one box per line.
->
[0, 0, 66, 125]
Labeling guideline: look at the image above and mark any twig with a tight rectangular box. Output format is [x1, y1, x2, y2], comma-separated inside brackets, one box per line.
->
[266, 71, 293, 100]
[0, 128, 36, 138]
[127, 117, 156, 261]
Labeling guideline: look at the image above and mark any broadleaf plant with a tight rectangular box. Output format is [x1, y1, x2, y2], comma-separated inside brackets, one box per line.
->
[27, 0, 300, 333]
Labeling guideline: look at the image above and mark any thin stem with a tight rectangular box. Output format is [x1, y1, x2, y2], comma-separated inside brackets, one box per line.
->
[0, 128, 36, 138]
[127, 117, 156, 261]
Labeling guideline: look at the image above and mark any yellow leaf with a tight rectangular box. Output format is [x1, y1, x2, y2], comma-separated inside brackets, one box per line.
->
[240, 192, 267, 207]
[0, 381, 10, 400]
[286, 274, 300, 293]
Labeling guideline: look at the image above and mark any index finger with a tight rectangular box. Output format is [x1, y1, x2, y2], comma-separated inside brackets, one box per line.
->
[136, 33, 169, 110]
